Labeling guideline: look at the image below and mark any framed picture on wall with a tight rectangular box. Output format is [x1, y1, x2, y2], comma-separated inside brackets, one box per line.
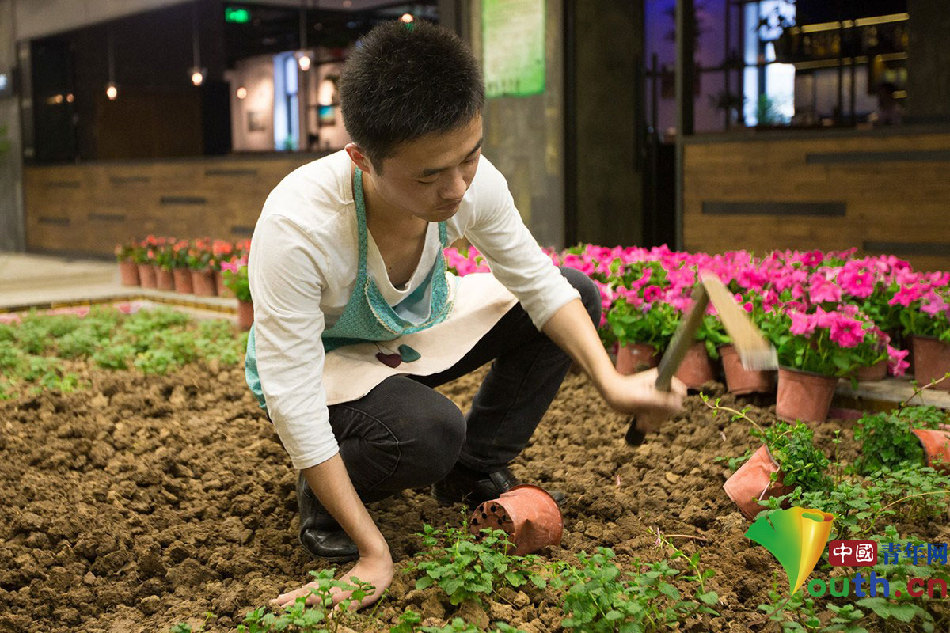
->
[247, 111, 266, 132]
[317, 105, 336, 127]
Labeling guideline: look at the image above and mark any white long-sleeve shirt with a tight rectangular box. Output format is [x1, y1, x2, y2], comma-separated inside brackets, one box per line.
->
[248, 150, 578, 470]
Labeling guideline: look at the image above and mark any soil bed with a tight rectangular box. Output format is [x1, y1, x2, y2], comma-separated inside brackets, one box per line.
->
[1, 362, 947, 632]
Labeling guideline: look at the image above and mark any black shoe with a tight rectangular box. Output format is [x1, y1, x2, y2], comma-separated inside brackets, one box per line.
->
[297, 472, 359, 562]
[432, 464, 567, 507]
[431, 463, 523, 507]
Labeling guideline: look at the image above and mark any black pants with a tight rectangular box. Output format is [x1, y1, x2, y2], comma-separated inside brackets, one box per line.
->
[326, 267, 601, 501]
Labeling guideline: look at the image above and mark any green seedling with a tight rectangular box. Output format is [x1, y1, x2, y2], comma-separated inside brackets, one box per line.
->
[390, 611, 526, 633]
[853, 412, 927, 475]
[411, 523, 546, 606]
[237, 569, 374, 633]
[551, 547, 716, 632]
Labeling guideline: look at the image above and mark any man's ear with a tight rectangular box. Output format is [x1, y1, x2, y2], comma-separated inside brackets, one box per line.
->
[345, 143, 374, 174]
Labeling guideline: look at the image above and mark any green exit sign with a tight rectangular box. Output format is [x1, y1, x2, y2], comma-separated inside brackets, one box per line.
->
[225, 7, 251, 23]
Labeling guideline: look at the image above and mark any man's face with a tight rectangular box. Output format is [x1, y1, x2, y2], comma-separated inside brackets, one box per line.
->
[364, 115, 483, 223]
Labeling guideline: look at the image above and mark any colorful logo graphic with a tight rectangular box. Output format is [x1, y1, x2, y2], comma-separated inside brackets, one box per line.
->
[746, 506, 835, 595]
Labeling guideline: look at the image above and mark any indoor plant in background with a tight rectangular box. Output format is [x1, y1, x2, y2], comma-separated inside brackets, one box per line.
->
[186, 238, 216, 297]
[212, 240, 236, 297]
[222, 256, 253, 330]
[154, 237, 176, 291]
[170, 239, 194, 294]
[137, 235, 164, 289]
[114, 240, 140, 286]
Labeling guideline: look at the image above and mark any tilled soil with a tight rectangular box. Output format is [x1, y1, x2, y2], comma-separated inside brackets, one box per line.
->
[0, 362, 947, 632]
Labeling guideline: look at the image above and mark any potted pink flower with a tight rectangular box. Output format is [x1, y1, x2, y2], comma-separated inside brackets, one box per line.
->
[892, 274, 950, 390]
[761, 306, 893, 422]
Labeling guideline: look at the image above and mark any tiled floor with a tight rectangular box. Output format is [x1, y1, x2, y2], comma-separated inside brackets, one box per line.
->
[0, 252, 235, 316]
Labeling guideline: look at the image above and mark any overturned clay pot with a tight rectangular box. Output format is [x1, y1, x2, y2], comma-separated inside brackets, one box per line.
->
[470, 484, 563, 556]
[912, 428, 950, 473]
[723, 444, 791, 520]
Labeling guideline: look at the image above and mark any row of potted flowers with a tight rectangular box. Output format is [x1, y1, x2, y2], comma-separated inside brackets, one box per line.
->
[446, 244, 950, 421]
[115, 237, 251, 303]
[118, 239, 950, 404]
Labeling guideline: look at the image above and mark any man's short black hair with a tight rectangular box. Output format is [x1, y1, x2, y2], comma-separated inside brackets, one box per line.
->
[340, 20, 484, 169]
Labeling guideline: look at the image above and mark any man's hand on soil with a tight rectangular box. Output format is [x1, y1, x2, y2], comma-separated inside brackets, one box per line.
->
[602, 367, 686, 416]
[271, 551, 393, 611]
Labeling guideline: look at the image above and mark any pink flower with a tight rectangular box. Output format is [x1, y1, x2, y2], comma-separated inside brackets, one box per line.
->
[808, 272, 842, 304]
[887, 345, 910, 377]
[801, 250, 824, 267]
[921, 291, 949, 316]
[838, 267, 875, 299]
[888, 283, 924, 307]
[643, 285, 664, 303]
[828, 313, 865, 348]
[789, 311, 815, 336]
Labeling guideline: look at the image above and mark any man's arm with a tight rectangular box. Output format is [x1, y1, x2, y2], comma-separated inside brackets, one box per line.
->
[250, 214, 393, 608]
[542, 298, 684, 414]
[271, 456, 392, 608]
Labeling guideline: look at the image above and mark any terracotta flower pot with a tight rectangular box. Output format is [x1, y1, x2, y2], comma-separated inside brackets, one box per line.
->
[138, 264, 157, 289]
[912, 429, 950, 472]
[172, 268, 194, 294]
[118, 260, 140, 286]
[156, 267, 175, 291]
[237, 299, 254, 331]
[911, 336, 950, 392]
[616, 342, 659, 375]
[469, 484, 562, 556]
[674, 342, 716, 389]
[216, 269, 235, 298]
[720, 345, 774, 394]
[852, 359, 888, 382]
[191, 268, 217, 297]
[775, 367, 838, 423]
[723, 445, 791, 520]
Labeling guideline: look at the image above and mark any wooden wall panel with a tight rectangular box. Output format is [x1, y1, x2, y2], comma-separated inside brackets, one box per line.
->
[24, 154, 329, 257]
[683, 131, 950, 272]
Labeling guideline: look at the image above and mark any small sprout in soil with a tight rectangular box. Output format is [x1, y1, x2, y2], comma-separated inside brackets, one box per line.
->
[235, 568, 373, 633]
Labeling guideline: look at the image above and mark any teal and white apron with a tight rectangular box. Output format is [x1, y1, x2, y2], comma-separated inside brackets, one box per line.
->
[246, 167, 518, 409]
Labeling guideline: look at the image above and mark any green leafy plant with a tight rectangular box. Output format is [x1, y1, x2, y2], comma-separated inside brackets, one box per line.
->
[752, 421, 833, 494]
[852, 412, 927, 475]
[390, 612, 526, 633]
[607, 298, 678, 352]
[550, 547, 717, 632]
[697, 313, 729, 359]
[411, 523, 546, 607]
[235, 568, 373, 633]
